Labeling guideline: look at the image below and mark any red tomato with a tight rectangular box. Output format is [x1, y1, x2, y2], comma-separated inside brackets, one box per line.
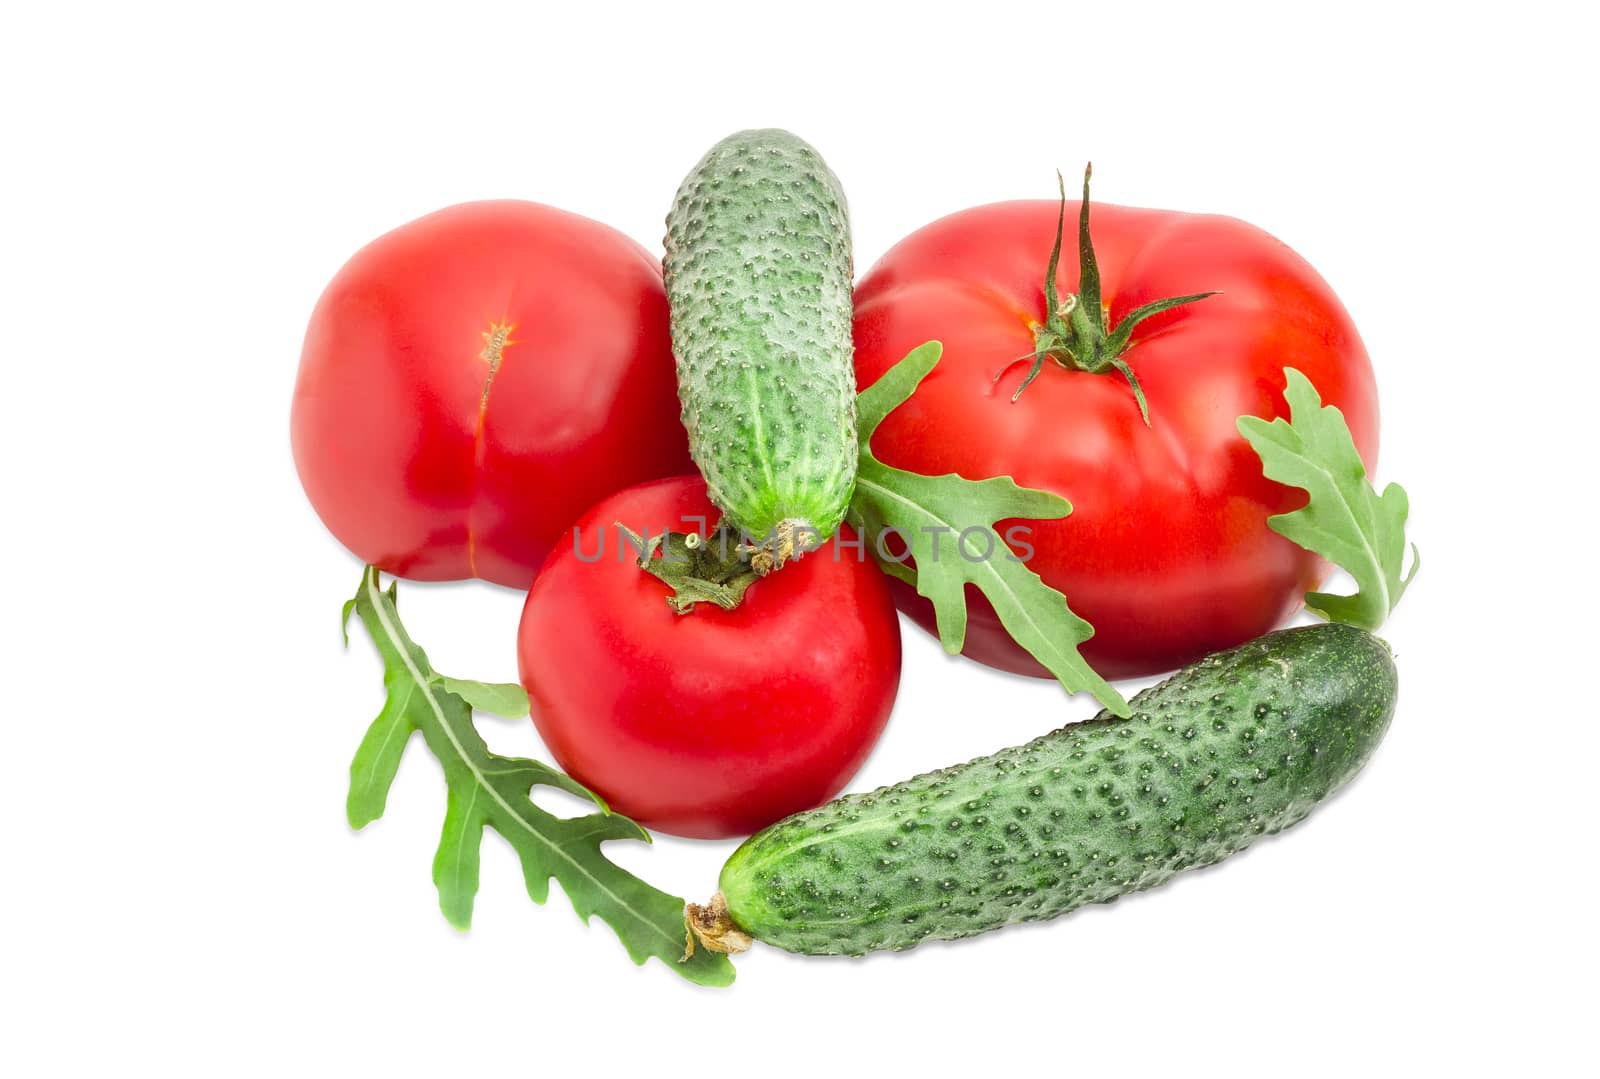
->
[853, 185, 1377, 680]
[292, 201, 691, 587]
[518, 476, 901, 839]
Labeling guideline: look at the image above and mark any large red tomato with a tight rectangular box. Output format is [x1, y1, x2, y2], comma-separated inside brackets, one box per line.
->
[853, 177, 1377, 680]
[518, 476, 901, 839]
[292, 201, 691, 587]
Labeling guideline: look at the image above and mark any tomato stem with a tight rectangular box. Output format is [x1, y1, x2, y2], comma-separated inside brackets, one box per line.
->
[620, 522, 762, 614]
[998, 165, 1218, 423]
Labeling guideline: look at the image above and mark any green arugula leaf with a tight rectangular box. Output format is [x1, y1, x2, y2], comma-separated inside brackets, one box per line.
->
[1237, 367, 1418, 630]
[342, 567, 735, 988]
[435, 676, 529, 719]
[847, 342, 1129, 717]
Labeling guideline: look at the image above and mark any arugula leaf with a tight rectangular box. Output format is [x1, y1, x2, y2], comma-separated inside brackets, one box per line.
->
[847, 342, 1129, 717]
[342, 567, 735, 988]
[435, 676, 529, 719]
[1238, 367, 1418, 630]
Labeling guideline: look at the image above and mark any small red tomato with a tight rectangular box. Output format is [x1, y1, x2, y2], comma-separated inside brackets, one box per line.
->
[518, 476, 902, 839]
[292, 201, 691, 587]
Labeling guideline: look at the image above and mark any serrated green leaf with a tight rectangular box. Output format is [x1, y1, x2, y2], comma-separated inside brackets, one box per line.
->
[343, 566, 735, 988]
[1237, 367, 1418, 630]
[848, 342, 1129, 717]
[482, 757, 613, 814]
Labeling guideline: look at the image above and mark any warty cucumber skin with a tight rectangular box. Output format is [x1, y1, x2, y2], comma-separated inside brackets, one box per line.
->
[718, 624, 1397, 956]
[663, 129, 857, 547]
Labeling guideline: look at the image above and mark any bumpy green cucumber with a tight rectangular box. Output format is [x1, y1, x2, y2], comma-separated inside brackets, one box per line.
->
[663, 129, 856, 571]
[695, 624, 1396, 956]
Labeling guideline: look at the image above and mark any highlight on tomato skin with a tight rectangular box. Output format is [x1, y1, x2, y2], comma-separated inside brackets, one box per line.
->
[290, 199, 693, 589]
[850, 183, 1379, 680]
[516, 475, 904, 840]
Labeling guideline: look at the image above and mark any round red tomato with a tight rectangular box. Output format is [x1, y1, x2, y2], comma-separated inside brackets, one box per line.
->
[292, 201, 691, 587]
[853, 181, 1377, 680]
[517, 476, 901, 839]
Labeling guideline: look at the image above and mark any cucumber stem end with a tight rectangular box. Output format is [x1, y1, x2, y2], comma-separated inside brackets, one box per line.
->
[744, 518, 817, 576]
[683, 893, 752, 961]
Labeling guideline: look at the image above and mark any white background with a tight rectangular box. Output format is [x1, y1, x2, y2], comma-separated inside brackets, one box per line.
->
[4, 2, 1594, 1075]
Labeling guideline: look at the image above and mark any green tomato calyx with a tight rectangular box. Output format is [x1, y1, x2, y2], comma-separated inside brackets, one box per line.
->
[620, 522, 765, 614]
[997, 165, 1218, 423]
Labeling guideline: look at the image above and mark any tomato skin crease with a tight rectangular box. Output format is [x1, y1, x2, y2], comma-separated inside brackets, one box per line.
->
[853, 198, 1379, 680]
[291, 200, 691, 588]
[517, 476, 903, 840]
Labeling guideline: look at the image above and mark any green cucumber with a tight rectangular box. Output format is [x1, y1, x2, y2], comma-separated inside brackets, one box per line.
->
[690, 623, 1397, 956]
[664, 129, 857, 572]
